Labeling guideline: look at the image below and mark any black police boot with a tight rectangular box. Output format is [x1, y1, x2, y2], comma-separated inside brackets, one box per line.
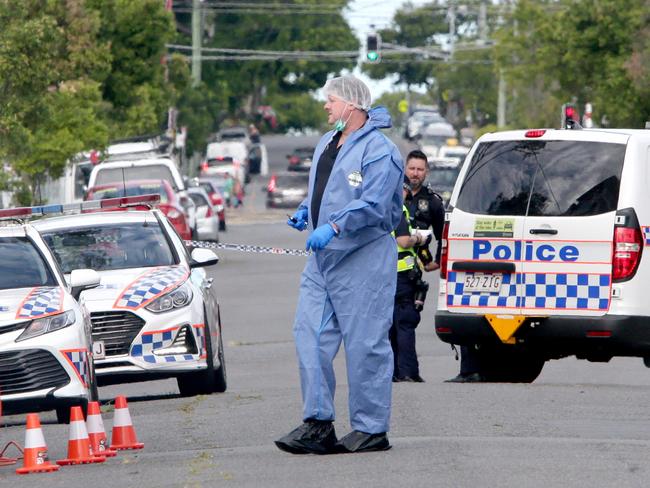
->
[445, 372, 484, 383]
[335, 430, 391, 453]
[274, 419, 338, 455]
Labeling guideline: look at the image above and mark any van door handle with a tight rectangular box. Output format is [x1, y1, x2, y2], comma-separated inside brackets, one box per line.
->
[204, 277, 214, 289]
[529, 228, 558, 235]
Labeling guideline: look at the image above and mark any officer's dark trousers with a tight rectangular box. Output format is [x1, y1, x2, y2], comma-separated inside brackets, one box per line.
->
[460, 345, 481, 375]
[390, 278, 421, 379]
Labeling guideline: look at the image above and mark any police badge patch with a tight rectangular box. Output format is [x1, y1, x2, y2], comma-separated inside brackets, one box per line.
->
[347, 171, 362, 187]
[418, 199, 429, 211]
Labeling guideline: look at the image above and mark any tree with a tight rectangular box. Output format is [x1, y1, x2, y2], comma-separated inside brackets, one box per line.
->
[363, 1, 498, 127]
[0, 0, 111, 202]
[87, 0, 176, 136]
[495, 0, 650, 128]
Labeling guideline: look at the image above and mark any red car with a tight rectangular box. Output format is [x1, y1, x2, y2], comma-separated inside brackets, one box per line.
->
[84, 179, 192, 240]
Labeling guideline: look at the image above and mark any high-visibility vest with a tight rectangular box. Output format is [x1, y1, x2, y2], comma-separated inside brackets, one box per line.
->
[393, 205, 418, 273]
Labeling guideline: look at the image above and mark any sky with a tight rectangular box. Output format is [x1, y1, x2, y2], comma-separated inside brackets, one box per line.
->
[344, 0, 434, 98]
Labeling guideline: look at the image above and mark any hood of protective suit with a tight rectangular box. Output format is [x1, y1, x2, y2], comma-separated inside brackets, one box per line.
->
[366, 106, 392, 130]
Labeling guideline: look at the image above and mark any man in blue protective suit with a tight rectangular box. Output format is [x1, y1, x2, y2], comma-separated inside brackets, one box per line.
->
[275, 75, 404, 455]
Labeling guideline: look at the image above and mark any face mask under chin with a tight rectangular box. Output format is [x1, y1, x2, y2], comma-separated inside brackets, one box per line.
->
[333, 106, 353, 132]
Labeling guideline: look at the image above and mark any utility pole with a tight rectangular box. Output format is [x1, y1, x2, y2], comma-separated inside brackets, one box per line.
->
[497, 71, 506, 128]
[448, 2, 456, 57]
[191, 0, 202, 87]
[478, 1, 488, 45]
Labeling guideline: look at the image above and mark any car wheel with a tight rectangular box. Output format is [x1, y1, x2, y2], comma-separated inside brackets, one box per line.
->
[56, 398, 89, 424]
[477, 345, 545, 383]
[213, 323, 227, 393]
[177, 317, 226, 396]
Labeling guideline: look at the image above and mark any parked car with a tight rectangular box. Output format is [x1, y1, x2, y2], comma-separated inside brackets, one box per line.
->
[87, 157, 198, 238]
[194, 177, 227, 231]
[201, 155, 247, 187]
[216, 126, 250, 145]
[206, 141, 250, 183]
[436, 126, 650, 383]
[286, 146, 315, 172]
[266, 172, 309, 208]
[187, 187, 220, 242]
[34, 206, 227, 397]
[425, 165, 462, 206]
[85, 179, 193, 240]
[0, 206, 102, 423]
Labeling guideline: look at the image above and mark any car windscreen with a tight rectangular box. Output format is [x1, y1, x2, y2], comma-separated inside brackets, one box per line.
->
[0, 237, 57, 290]
[94, 165, 177, 190]
[456, 140, 626, 216]
[276, 174, 309, 187]
[41, 223, 175, 273]
[427, 167, 462, 187]
[188, 192, 209, 208]
[88, 183, 169, 203]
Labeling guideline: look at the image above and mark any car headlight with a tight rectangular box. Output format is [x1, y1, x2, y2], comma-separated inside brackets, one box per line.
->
[16, 310, 76, 342]
[145, 282, 193, 313]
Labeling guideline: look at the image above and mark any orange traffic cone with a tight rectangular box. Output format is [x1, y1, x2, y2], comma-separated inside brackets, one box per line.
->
[16, 413, 59, 474]
[86, 401, 117, 458]
[110, 396, 144, 450]
[56, 406, 106, 465]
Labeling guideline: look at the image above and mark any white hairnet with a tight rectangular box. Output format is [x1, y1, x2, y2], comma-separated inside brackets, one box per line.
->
[323, 75, 372, 112]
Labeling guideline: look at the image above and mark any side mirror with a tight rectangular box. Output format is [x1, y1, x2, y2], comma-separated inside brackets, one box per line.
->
[190, 248, 219, 268]
[69, 268, 101, 300]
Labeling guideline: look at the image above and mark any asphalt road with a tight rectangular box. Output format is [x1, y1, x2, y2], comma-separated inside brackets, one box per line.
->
[3, 134, 650, 487]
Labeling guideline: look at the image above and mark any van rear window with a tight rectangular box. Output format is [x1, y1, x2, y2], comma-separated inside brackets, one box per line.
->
[456, 140, 626, 216]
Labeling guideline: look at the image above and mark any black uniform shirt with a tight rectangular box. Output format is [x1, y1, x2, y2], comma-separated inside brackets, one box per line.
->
[406, 185, 445, 263]
[311, 131, 342, 228]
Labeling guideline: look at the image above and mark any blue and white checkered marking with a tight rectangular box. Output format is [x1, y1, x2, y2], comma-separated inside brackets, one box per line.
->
[16, 287, 63, 319]
[114, 266, 189, 310]
[447, 271, 519, 308]
[62, 349, 89, 387]
[131, 327, 196, 364]
[642, 226, 650, 245]
[194, 324, 206, 358]
[447, 272, 610, 310]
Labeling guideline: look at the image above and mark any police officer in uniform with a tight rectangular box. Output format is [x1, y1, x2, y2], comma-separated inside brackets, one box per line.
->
[391, 175, 429, 382]
[404, 150, 483, 382]
[404, 150, 444, 271]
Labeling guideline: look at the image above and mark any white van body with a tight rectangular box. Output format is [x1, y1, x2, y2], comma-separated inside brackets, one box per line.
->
[88, 158, 186, 192]
[435, 128, 650, 382]
[40, 159, 93, 204]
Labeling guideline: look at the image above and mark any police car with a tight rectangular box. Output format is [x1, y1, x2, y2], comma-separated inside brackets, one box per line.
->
[32, 195, 226, 396]
[436, 127, 650, 382]
[0, 207, 101, 423]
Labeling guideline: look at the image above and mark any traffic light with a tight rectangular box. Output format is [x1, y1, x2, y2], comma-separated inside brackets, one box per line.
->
[561, 103, 580, 129]
[366, 33, 381, 63]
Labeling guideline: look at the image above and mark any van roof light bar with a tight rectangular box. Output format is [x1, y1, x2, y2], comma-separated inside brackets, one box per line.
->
[0, 194, 160, 220]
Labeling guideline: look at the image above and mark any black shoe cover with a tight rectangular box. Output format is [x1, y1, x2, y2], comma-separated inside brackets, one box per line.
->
[275, 419, 338, 455]
[335, 430, 391, 453]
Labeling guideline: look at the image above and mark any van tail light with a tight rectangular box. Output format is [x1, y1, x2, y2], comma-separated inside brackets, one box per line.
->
[440, 221, 450, 279]
[612, 208, 643, 282]
[210, 193, 223, 206]
[205, 206, 213, 218]
[201, 161, 208, 172]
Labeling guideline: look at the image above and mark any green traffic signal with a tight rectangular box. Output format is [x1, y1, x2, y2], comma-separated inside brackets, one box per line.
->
[367, 51, 379, 62]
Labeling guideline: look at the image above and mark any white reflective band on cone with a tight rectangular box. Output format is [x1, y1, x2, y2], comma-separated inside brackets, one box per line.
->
[86, 413, 105, 434]
[24, 429, 46, 448]
[68, 419, 89, 440]
[113, 407, 133, 427]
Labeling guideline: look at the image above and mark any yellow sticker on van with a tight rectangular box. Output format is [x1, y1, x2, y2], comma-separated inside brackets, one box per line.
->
[474, 218, 515, 238]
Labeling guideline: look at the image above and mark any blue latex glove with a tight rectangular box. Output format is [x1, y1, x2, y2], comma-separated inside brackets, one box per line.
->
[287, 208, 308, 231]
[306, 224, 336, 251]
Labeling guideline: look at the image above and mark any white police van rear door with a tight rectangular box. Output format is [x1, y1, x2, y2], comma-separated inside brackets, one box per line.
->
[448, 130, 627, 321]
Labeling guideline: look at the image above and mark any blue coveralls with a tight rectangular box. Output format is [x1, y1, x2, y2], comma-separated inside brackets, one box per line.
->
[293, 106, 404, 434]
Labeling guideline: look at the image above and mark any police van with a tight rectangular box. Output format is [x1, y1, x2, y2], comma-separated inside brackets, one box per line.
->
[435, 127, 650, 382]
